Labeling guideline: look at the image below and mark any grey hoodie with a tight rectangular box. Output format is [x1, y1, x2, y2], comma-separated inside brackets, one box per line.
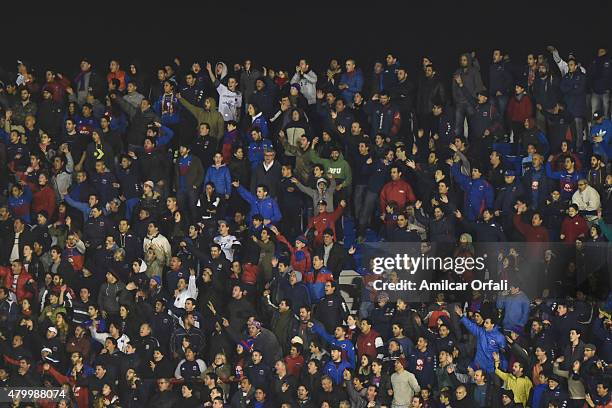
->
[295, 177, 336, 214]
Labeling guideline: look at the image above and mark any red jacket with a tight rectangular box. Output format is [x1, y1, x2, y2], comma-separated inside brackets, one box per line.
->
[513, 214, 550, 242]
[276, 233, 311, 274]
[356, 328, 384, 360]
[0, 266, 35, 302]
[31, 184, 56, 218]
[561, 215, 589, 244]
[107, 70, 127, 90]
[308, 205, 344, 246]
[506, 94, 533, 123]
[380, 179, 416, 211]
[284, 354, 305, 378]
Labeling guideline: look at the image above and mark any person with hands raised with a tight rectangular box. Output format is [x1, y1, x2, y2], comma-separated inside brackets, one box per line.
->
[455, 304, 507, 374]
[232, 179, 281, 227]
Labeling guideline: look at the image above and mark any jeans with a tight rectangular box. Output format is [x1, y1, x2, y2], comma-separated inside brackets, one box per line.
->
[353, 184, 368, 221]
[572, 117, 585, 152]
[592, 91, 610, 118]
[493, 94, 509, 132]
[454, 102, 475, 138]
[358, 190, 379, 237]
[177, 188, 200, 224]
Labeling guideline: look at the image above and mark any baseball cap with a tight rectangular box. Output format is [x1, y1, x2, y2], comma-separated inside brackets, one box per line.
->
[504, 169, 516, 177]
[316, 178, 328, 186]
[593, 111, 604, 120]
[144, 180, 154, 189]
[291, 336, 304, 345]
[47, 327, 58, 334]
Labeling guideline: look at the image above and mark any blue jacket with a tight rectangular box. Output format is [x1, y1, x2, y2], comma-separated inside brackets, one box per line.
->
[450, 164, 494, 221]
[153, 94, 181, 126]
[312, 323, 356, 369]
[590, 119, 612, 159]
[236, 185, 281, 225]
[496, 292, 530, 329]
[115, 165, 142, 200]
[248, 139, 273, 168]
[339, 69, 364, 103]
[460, 316, 507, 374]
[560, 70, 587, 118]
[204, 165, 232, 196]
[489, 61, 513, 96]
[246, 113, 270, 140]
[545, 162, 584, 201]
[408, 347, 437, 389]
[589, 54, 612, 93]
[323, 359, 352, 385]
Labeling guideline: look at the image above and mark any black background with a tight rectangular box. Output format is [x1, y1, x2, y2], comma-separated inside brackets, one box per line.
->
[4, 1, 612, 87]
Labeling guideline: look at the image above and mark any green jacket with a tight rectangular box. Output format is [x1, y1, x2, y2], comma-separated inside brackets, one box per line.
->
[179, 96, 225, 142]
[311, 150, 352, 188]
[282, 139, 315, 183]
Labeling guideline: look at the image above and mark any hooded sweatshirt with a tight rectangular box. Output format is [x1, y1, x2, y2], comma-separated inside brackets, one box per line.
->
[179, 96, 225, 142]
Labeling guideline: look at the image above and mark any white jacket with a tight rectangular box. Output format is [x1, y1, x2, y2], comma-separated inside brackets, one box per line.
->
[291, 70, 318, 105]
[572, 185, 601, 220]
[216, 81, 242, 122]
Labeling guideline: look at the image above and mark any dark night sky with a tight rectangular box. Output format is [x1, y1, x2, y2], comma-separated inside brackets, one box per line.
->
[3, 1, 611, 86]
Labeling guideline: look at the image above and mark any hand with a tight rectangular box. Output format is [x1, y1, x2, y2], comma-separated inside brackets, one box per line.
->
[189, 267, 196, 276]
[278, 129, 285, 139]
[454, 210, 462, 219]
[415, 200, 422, 210]
[348, 246, 356, 255]
[271, 257, 279, 268]
[337, 125, 346, 134]
[454, 304, 464, 316]
[262, 66, 267, 77]
[412, 143, 418, 155]
[5, 110, 12, 120]
[307, 321, 314, 328]
[555, 356, 565, 363]
[492, 352, 499, 362]
[496, 91, 502, 96]
[206, 62, 212, 72]
[281, 382, 289, 392]
[232, 180, 240, 188]
[316, 89, 324, 100]
[222, 317, 230, 327]
[406, 159, 416, 169]
[454, 75, 463, 86]
[340, 199, 347, 208]
[263, 219, 271, 225]
[126, 282, 137, 291]
[330, 111, 337, 120]
[207, 301, 217, 315]
[467, 366, 475, 377]
[66, 87, 74, 95]
[483, 129, 490, 137]
[494, 210, 501, 217]
[42, 362, 50, 372]
[175, 92, 181, 99]
[263, 289, 270, 298]
[560, 234, 565, 240]
[312, 137, 319, 146]
[445, 158, 454, 166]
[366, 157, 373, 165]
[439, 195, 449, 203]
[290, 177, 298, 184]
[546, 45, 557, 53]
[270, 225, 279, 235]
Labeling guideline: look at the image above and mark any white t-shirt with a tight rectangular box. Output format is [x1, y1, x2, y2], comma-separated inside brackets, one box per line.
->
[216, 82, 242, 122]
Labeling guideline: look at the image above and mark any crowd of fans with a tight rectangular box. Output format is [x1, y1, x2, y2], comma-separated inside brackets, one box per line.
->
[0, 45, 610, 408]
